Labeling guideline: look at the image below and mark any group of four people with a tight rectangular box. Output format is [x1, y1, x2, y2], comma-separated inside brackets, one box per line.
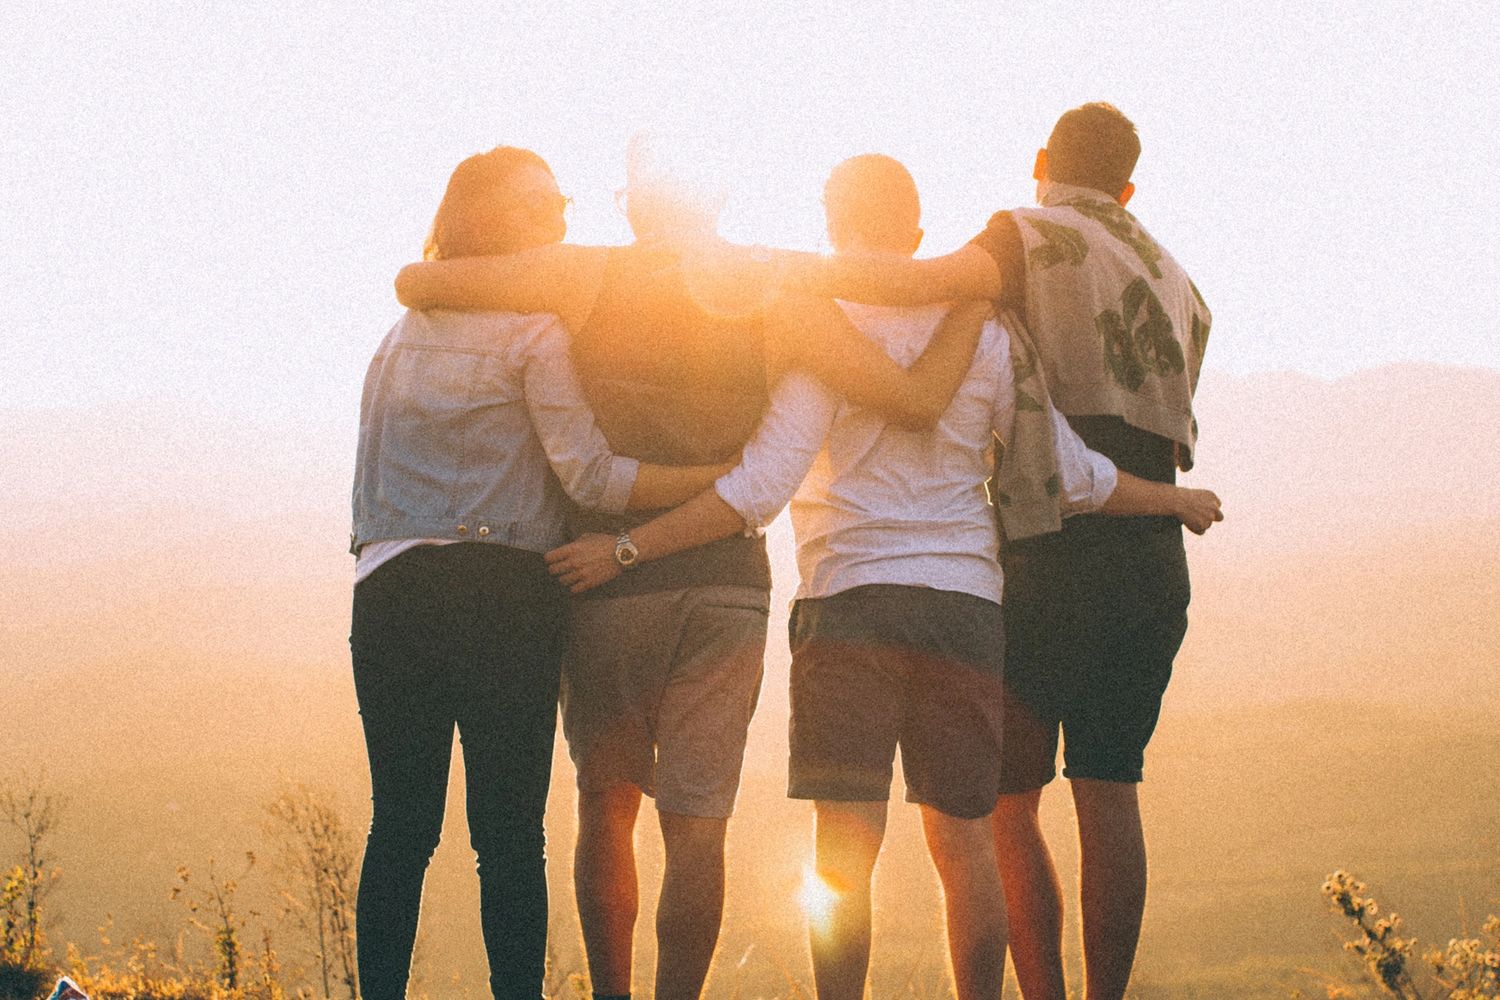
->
[349, 102, 1220, 1000]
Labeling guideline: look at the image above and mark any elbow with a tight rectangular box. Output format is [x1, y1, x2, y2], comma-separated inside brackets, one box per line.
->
[579, 457, 637, 513]
[394, 265, 427, 310]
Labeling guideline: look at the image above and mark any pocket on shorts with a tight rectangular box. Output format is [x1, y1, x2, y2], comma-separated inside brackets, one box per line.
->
[695, 586, 772, 617]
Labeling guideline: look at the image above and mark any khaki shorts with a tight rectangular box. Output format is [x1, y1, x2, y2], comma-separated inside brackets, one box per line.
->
[561, 585, 770, 819]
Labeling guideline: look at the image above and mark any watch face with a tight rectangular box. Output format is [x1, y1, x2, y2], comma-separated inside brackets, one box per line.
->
[615, 537, 639, 566]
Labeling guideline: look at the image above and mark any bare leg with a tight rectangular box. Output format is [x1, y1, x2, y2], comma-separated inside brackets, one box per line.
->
[1071, 778, 1147, 1000]
[808, 800, 887, 1000]
[920, 805, 1007, 1000]
[991, 789, 1066, 1000]
[655, 811, 730, 1000]
[575, 783, 643, 996]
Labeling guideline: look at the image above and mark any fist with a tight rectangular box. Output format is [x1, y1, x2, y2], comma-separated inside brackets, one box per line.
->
[1175, 488, 1224, 535]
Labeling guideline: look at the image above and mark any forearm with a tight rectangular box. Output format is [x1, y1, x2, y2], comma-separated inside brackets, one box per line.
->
[777, 249, 949, 306]
[773, 295, 985, 431]
[396, 258, 518, 311]
[898, 300, 990, 428]
[628, 487, 748, 563]
[1100, 472, 1183, 518]
[543, 486, 752, 593]
[776, 243, 1002, 306]
[1102, 474, 1224, 534]
[394, 243, 604, 328]
[627, 463, 736, 509]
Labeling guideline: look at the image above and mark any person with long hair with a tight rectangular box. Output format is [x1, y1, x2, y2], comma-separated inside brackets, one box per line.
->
[348, 146, 729, 1000]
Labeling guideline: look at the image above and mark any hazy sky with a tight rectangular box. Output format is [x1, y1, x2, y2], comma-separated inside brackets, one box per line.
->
[4, 2, 1497, 416]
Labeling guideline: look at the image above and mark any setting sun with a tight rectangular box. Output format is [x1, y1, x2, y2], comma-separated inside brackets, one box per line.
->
[798, 865, 840, 937]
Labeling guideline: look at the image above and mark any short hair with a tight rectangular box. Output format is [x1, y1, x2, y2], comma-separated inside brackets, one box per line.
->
[1045, 103, 1140, 197]
[424, 146, 555, 260]
[622, 131, 725, 240]
[823, 154, 920, 252]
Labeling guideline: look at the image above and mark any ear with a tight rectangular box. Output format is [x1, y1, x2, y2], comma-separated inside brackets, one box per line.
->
[825, 211, 846, 253]
[1118, 181, 1135, 207]
[1033, 148, 1048, 182]
[910, 226, 925, 256]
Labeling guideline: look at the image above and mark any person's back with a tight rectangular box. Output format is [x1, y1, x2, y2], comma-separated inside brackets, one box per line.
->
[353, 308, 637, 563]
[788, 301, 1002, 601]
[1004, 180, 1203, 546]
[567, 242, 773, 598]
[572, 243, 768, 465]
[1010, 184, 1207, 455]
[759, 155, 1114, 1000]
[965, 103, 1212, 1000]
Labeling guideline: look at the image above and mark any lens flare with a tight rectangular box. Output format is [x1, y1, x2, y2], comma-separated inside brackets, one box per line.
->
[798, 865, 839, 936]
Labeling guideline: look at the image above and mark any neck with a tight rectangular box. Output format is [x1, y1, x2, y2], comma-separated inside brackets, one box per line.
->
[1037, 178, 1120, 207]
[832, 232, 916, 257]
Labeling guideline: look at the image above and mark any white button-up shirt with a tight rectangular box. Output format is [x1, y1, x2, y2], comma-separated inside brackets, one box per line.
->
[714, 303, 1117, 605]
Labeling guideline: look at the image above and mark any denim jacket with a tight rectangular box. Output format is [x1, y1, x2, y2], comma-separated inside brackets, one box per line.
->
[350, 310, 639, 555]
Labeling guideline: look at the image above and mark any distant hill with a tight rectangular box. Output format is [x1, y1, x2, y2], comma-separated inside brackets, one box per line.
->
[1187, 364, 1500, 542]
[1170, 365, 1500, 705]
[4, 362, 1497, 696]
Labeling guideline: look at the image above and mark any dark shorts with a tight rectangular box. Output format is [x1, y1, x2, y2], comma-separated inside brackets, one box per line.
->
[998, 525, 1190, 792]
[787, 584, 1005, 820]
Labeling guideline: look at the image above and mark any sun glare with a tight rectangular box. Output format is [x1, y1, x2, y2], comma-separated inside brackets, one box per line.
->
[798, 865, 839, 936]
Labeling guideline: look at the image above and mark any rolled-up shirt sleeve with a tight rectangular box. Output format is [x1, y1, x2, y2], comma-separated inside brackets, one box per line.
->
[714, 371, 839, 532]
[518, 318, 640, 512]
[1049, 410, 1118, 514]
[989, 319, 1117, 515]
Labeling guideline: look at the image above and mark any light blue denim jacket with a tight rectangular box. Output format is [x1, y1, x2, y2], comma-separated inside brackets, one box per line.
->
[350, 310, 639, 555]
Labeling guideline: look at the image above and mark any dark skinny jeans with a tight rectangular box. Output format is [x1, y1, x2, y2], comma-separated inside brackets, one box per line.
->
[350, 543, 567, 1000]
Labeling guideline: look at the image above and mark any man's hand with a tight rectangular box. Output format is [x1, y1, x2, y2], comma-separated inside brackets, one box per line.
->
[1172, 488, 1224, 535]
[545, 533, 623, 594]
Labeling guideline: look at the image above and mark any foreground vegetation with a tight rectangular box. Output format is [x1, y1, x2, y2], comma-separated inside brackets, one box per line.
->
[1, 775, 366, 1000]
[3, 773, 1495, 1000]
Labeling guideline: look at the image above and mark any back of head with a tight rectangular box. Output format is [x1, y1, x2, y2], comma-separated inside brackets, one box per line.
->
[1045, 102, 1140, 198]
[623, 131, 725, 243]
[424, 146, 564, 260]
[823, 153, 922, 255]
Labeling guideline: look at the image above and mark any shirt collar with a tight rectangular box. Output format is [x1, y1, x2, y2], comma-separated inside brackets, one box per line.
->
[1037, 179, 1120, 208]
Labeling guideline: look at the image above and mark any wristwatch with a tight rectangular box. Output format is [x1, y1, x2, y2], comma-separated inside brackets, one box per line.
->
[613, 532, 639, 569]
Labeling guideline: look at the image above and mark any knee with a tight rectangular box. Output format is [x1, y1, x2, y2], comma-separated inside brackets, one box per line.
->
[813, 836, 879, 894]
[365, 811, 443, 867]
[924, 810, 997, 870]
[469, 808, 547, 870]
[660, 812, 728, 879]
[992, 789, 1044, 834]
[579, 783, 643, 834]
